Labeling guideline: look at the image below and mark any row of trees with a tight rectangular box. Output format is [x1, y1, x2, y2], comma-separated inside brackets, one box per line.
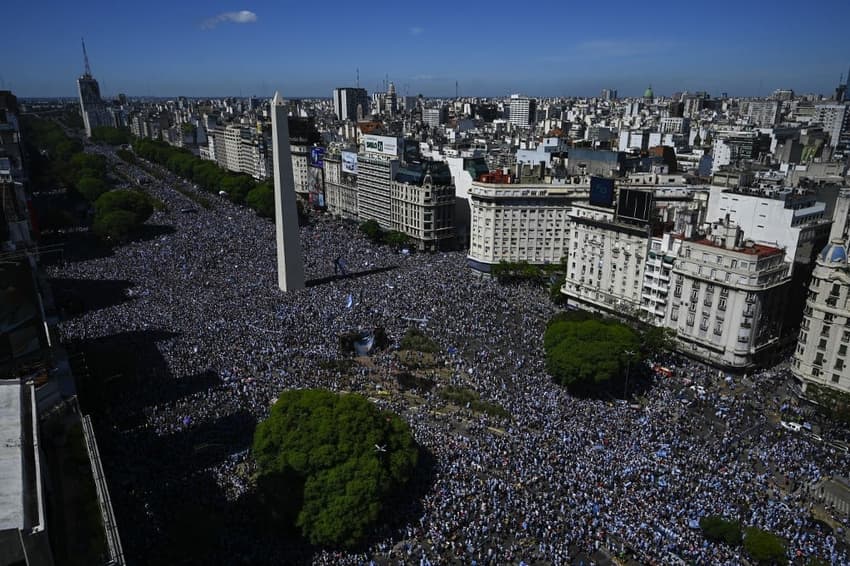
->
[92, 190, 154, 242]
[358, 220, 409, 249]
[90, 126, 132, 146]
[132, 138, 276, 217]
[252, 390, 418, 548]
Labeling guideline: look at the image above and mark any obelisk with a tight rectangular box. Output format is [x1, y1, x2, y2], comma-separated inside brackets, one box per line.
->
[271, 91, 305, 291]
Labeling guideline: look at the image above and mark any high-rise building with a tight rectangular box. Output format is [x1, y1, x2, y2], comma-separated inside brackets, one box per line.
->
[509, 94, 536, 128]
[270, 91, 305, 292]
[746, 100, 782, 127]
[814, 103, 850, 151]
[76, 39, 110, 138]
[422, 106, 447, 128]
[357, 135, 400, 229]
[333, 87, 369, 122]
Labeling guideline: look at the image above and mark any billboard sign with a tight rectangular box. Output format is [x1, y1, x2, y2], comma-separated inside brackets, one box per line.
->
[617, 188, 653, 223]
[341, 151, 358, 174]
[309, 146, 325, 168]
[307, 167, 325, 209]
[363, 134, 398, 157]
[589, 176, 615, 208]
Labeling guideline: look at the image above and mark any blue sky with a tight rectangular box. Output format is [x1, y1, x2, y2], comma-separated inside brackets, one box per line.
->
[4, 0, 850, 98]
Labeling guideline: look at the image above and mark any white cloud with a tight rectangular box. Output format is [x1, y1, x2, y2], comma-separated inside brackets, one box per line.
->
[409, 27, 424, 36]
[541, 39, 673, 63]
[201, 10, 258, 30]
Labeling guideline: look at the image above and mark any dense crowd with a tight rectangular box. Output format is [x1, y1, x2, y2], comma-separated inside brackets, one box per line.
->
[48, 149, 850, 565]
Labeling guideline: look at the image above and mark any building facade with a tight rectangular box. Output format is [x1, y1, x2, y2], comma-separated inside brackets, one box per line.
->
[666, 219, 790, 368]
[792, 240, 850, 395]
[467, 182, 584, 272]
[391, 161, 455, 251]
[509, 95, 536, 128]
[333, 87, 369, 122]
[561, 203, 651, 316]
[324, 153, 359, 220]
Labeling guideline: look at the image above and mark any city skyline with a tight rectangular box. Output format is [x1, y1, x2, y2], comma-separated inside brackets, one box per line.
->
[5, 0, 850, 98]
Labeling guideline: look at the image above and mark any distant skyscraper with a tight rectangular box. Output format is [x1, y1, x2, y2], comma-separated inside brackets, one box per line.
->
[271, 91, 305, 292]
[76, 38, 110, 138]
[333, 87, 369, 122]
[508, 94, 536, 128]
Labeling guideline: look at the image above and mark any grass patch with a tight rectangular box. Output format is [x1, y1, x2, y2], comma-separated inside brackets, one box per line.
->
[438, 386, 510, 420]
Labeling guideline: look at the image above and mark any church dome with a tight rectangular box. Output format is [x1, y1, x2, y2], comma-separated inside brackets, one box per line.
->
[820, 239, 848, 264]
[643, 85, 654, 99]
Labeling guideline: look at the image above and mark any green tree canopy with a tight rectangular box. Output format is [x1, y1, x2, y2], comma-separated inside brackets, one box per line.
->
[544, 313, 641, 392]
[743, 527, 787, 565]
[76, 176, 109, 202]
[245, 183, 275, 217]
[90, 126, 132, 146]
[700, 516, 743, 546]
[95, 190, 153, 224]
[92, 209, 138, 242]
[359, 219, 383, 243]
[252, 390, 418, 548]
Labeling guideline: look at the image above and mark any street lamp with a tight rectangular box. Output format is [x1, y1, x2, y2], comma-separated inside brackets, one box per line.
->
[623, 349, 636, 399]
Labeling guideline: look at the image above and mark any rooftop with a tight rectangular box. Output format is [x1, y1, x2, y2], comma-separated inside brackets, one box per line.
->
[0, 382, 22, 530]
[691, 237, 783, 258]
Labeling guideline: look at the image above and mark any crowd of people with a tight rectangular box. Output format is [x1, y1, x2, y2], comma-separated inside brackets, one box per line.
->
[48, 149, 850, 565]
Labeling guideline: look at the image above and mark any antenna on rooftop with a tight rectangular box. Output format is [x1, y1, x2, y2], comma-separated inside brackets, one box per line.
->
[81, 37, 92, 76]
[356, 68, 360, 88]
[456, 80, 458, 99]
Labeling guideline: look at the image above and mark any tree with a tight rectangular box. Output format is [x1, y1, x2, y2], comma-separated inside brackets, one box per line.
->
[544, 313, 641, 393]
[252, 390, 418, 548]
[700, 516, 743, 546]
[384, 230, 409, 249]
[220, 174, 255, 204]
[92, 209, 138, 242]
[76, 176, 109, 202]
[95, 190, 153, 224]
[640, 326, 677, 358]
[743, 527, 787, 565]
[359, 219, 383, 243]
[90, 126, 132, 146]
[246, 183, 275, 217]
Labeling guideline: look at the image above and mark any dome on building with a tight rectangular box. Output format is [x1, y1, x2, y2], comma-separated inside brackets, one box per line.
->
[819, 239, 848, 264]
[643, 85, 654, 99]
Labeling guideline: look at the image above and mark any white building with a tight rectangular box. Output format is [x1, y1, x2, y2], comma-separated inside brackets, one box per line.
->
[640, 233, 682, 323]
[357, 136, 401, 229]
[706, 186, 831, 268]
[509, 95, 535, 128]
[792, 239, 850, 395]
[324, 152, 359, 220]
[814, 104, 849, 148]
[561, 202, 651, 316]
[746, 100, 781, 127]
[666, 219, 790, 368]
[467, 182, 585, 272]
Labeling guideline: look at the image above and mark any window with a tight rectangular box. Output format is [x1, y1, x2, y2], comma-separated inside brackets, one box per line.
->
[671, 307, 679, 322]
[686, 313, 695, 326]
[718, 298, 727, 311]
[700, 317, 709, 331]
[720, 288, 729, 298]
[714, 321, 723, 336]
[835, 359, 845, 371]
[819, 339, 828, 350]
[833, 374, 841, 384]
[840, 345, 848, 356]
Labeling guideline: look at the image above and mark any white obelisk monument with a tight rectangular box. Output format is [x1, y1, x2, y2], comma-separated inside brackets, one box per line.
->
[271, 91, 305, 291]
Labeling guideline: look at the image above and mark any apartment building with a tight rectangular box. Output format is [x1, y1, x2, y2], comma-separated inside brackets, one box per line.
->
[792, 239, 850, 395]
[667, 218, 790, 368]
[391, 161, 455, 251]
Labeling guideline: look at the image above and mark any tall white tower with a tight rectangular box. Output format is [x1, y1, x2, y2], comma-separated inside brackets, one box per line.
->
[271, 92, 305, 291]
